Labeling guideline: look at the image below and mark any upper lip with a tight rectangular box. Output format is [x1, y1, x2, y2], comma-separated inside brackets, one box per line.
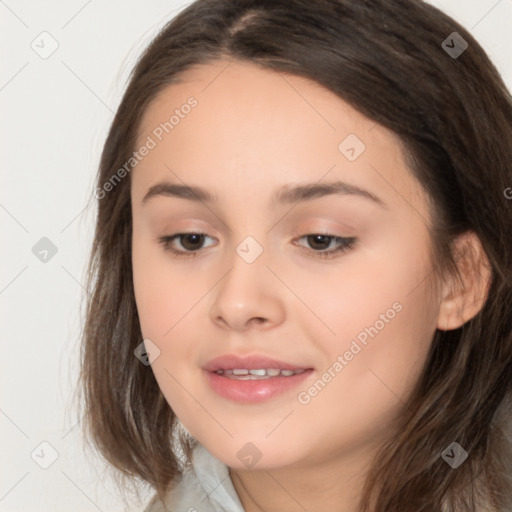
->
[203, 354, 312, 372]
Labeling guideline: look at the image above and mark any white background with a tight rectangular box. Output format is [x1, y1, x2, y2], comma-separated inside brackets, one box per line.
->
[1, 1, 511, 510]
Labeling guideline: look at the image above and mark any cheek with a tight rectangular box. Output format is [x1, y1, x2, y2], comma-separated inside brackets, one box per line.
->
[132, 231, 203, 340]
[308, 234, 437, 356]
[286, 260, 437, 464]
[132, 240, 203, 418]
[314, 232, 438, 412]
[131, 230, 214, 405]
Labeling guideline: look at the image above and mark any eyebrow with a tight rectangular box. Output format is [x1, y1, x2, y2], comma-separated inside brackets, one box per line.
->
[141, 180, 387, 209]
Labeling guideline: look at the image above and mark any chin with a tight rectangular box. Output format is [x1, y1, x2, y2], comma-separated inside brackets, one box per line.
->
[198, 434, 305, 471]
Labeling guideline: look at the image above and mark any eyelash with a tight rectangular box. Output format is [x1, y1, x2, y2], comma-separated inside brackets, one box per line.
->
[157, 232, 356, 259]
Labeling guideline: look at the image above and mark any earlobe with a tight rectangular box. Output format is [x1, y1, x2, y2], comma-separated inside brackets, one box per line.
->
[436, 231, 492, 331]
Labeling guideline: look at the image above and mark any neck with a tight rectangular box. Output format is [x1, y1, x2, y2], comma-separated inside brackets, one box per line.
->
[229, 444, 377, 512]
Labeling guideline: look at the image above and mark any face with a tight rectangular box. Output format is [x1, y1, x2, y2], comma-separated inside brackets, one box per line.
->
[130, 59, 441, 471]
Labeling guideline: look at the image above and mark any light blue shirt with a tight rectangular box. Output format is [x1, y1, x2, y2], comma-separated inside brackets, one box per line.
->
[144, 442, 245, 512]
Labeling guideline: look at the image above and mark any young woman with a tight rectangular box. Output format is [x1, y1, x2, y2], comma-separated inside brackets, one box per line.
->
[79, 0, 512, 510]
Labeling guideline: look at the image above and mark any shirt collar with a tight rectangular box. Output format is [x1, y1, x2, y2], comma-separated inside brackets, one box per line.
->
[190, 442, 246, 512]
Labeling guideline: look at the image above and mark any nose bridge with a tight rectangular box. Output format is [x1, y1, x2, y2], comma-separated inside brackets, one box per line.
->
[208, 232, 286, 331]
[235, 234, 266, 266]
[220, 232, 270, 303]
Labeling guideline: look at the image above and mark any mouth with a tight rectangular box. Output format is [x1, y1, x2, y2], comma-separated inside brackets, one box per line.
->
[203, 354, 314, 403]
[214, 368, 307, 379]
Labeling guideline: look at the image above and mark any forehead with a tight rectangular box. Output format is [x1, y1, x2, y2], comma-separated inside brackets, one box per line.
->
[138, 58, 381, 144]
[132, 59, 427, 218]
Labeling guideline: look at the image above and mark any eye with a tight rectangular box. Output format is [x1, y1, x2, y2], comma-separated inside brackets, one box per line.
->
[158, 232, 215, 258]
[157, 232, 356, 259]
[294, 234, 356, 259]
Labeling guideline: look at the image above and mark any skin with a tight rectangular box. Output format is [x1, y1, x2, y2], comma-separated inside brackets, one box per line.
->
[130, 59, 490, 512]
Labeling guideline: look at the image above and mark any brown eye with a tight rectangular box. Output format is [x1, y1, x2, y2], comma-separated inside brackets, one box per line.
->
[158, 232, 215, 257]
[307, 234, 332, 250]
[157, 232, 356, 260]
[295, 234, 356, 259]
[178, 233, 205, 251]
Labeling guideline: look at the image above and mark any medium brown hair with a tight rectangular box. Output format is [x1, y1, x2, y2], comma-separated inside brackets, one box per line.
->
[78, 0, 512, 510]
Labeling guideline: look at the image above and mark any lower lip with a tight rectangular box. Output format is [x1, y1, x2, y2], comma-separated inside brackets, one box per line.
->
[204, 369, 314, 403]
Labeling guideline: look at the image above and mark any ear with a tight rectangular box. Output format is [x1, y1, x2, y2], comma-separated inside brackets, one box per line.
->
[437, 231, 492, 331]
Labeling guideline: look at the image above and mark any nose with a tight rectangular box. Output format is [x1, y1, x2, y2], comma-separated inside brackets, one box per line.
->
[208, 248, 286, 332]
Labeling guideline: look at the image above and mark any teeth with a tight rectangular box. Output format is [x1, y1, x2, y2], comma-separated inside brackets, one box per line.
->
[249, 369, 267, 376]
[215, 368, 307, 379]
